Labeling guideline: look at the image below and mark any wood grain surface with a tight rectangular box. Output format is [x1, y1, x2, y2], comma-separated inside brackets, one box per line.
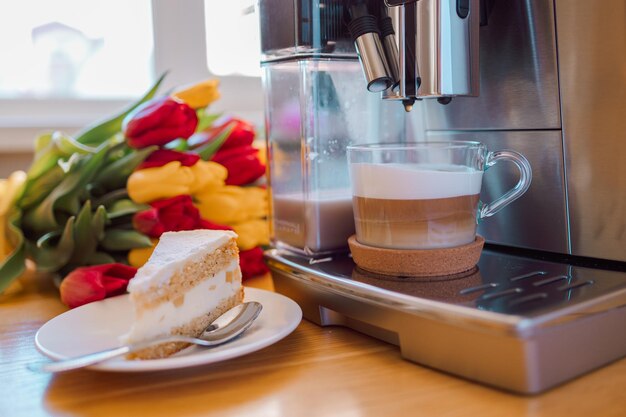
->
[1, 270, 625, 417]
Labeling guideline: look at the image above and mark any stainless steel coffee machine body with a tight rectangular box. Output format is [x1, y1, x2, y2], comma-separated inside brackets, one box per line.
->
[258, 0, 626, 394]
[261, 0, 626, 263]
[417, 0, 626, 263]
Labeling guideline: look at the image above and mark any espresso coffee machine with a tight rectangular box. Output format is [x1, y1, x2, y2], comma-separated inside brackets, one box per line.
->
[258, 0, 626, 393]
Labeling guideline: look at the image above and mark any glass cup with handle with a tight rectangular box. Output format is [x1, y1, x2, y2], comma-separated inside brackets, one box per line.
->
[347, 141, 532, 250]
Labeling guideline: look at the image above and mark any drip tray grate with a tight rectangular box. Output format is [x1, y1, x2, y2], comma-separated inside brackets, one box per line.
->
[265, 248, 626, 394]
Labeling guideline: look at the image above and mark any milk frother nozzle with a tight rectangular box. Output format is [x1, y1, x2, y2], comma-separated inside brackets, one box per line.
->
[347, 0, 393, 93]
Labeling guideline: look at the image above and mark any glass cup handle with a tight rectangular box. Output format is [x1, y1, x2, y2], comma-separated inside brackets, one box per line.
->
[479, 150, 532, 220]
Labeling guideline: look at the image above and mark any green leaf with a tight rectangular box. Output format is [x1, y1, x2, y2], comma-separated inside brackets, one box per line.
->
[195, 124, 234, 160]
[26, 133, 61, 182]
[92, 145, 157, 190]
[26, 132, 97, 183]
[53, 131, 97, 156]
[57, 152, 82, 174]
[106, 199, 149, 219]
[36, 230, 61, 248]
[164, 139, 189, 151]
[75, 73, 167, 145]
[34, 133, 53, 153]
[22, 144, 109, 233]
[84, 251, 116, 265]
[196, 109, 222, 132]
[92, 189, 128, 208]
[68, 201, 98, 265]
[0, 209, 26, 294]
[54, 194, 81, 217]
[92, 205, 108, 241]
[19, 165, 64, 210]
[100, 142, 136, 171]
[28, 217, 75, 273]
[28, 204, 108, 273]
[100, 229, 152, 251]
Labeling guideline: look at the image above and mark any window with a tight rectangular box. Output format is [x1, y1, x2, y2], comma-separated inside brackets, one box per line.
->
[0, 0, 263, 160]
[205, 0, 261, 77]
[0, 0, 154, 99]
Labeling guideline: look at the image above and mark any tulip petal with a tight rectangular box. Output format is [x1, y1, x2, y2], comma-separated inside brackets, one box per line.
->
[136, 149, 200, 170]
[59, 263, 137, 308]
[60, 269, 106, 308]
[124, 97, 198, 148]
[239, 247, 269, 280]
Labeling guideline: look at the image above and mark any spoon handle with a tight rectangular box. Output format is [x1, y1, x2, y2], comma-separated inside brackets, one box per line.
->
[28, 345, 132, 373]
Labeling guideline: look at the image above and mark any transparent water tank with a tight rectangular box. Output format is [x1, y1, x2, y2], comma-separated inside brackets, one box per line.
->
[262, 59, 405, 255]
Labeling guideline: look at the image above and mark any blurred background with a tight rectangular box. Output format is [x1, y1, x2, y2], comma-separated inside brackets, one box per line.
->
[0, 0, 263, 177]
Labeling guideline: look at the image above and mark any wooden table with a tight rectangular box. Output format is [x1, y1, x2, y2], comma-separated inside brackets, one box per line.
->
[2, 270, 625, 417]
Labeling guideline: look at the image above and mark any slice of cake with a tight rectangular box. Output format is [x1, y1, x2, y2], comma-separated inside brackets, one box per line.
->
[121, 229, 243, 359]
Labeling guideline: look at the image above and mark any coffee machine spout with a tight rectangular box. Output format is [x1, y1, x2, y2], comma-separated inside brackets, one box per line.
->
[384, 0, 480, 101]
[397, 0, 420, 106]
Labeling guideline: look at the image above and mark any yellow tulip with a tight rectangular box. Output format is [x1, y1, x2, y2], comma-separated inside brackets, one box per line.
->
[172, 79, 221, 109]
[127, 161, 194, 203]
[128, 239, 157, 268]
[195, 186, 268, 225]
[188, 160, 228, 194]
[0, 171, 26, 260]
[232, 219, 269, 251]
[255, 141, 268, 167]
[128, 160, 228, 204]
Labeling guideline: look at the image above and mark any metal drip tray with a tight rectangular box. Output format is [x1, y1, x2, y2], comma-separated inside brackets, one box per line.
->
[265, 248, 626, 394]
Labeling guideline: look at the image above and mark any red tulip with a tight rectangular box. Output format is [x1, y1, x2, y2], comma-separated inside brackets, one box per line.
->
[60, 264, 137, 308]
[133, 195, 232, 238]
[211, 145, 266, 185]
[123, 97, 198, 148]
[136, 149, 200, 170]
[216, 117, 256, 150]
[133, 195, 199, 238]
[239, 247, 269, 280]
[190, 116, 265, 185]
[188, 116, 255, 150]
[198, 219, 234, 231]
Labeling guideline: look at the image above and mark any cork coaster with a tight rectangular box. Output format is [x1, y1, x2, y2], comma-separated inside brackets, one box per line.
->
[351, 266, 485, 302]
[348, 235, 485, 279]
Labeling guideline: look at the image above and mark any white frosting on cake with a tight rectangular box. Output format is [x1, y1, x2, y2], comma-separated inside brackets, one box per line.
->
[128, 229, 238, 293]
[350, 162, 483, 199]
[122, 261, 240, 343]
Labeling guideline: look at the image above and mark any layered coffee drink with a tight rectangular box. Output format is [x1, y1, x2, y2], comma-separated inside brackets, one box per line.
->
[350, 163, 483, 249]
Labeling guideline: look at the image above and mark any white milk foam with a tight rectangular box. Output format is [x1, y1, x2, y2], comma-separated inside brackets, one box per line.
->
[350, 163, 483, 200]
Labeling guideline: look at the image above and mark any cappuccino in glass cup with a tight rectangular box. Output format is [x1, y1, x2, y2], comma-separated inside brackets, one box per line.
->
[347, 142, 532, 250]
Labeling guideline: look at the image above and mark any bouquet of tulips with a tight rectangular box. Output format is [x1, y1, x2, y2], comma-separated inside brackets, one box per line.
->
[0, 75, 269, 307]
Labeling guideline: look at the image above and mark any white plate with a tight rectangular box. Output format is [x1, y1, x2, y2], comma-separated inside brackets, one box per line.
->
[34, 288, 302, 372]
